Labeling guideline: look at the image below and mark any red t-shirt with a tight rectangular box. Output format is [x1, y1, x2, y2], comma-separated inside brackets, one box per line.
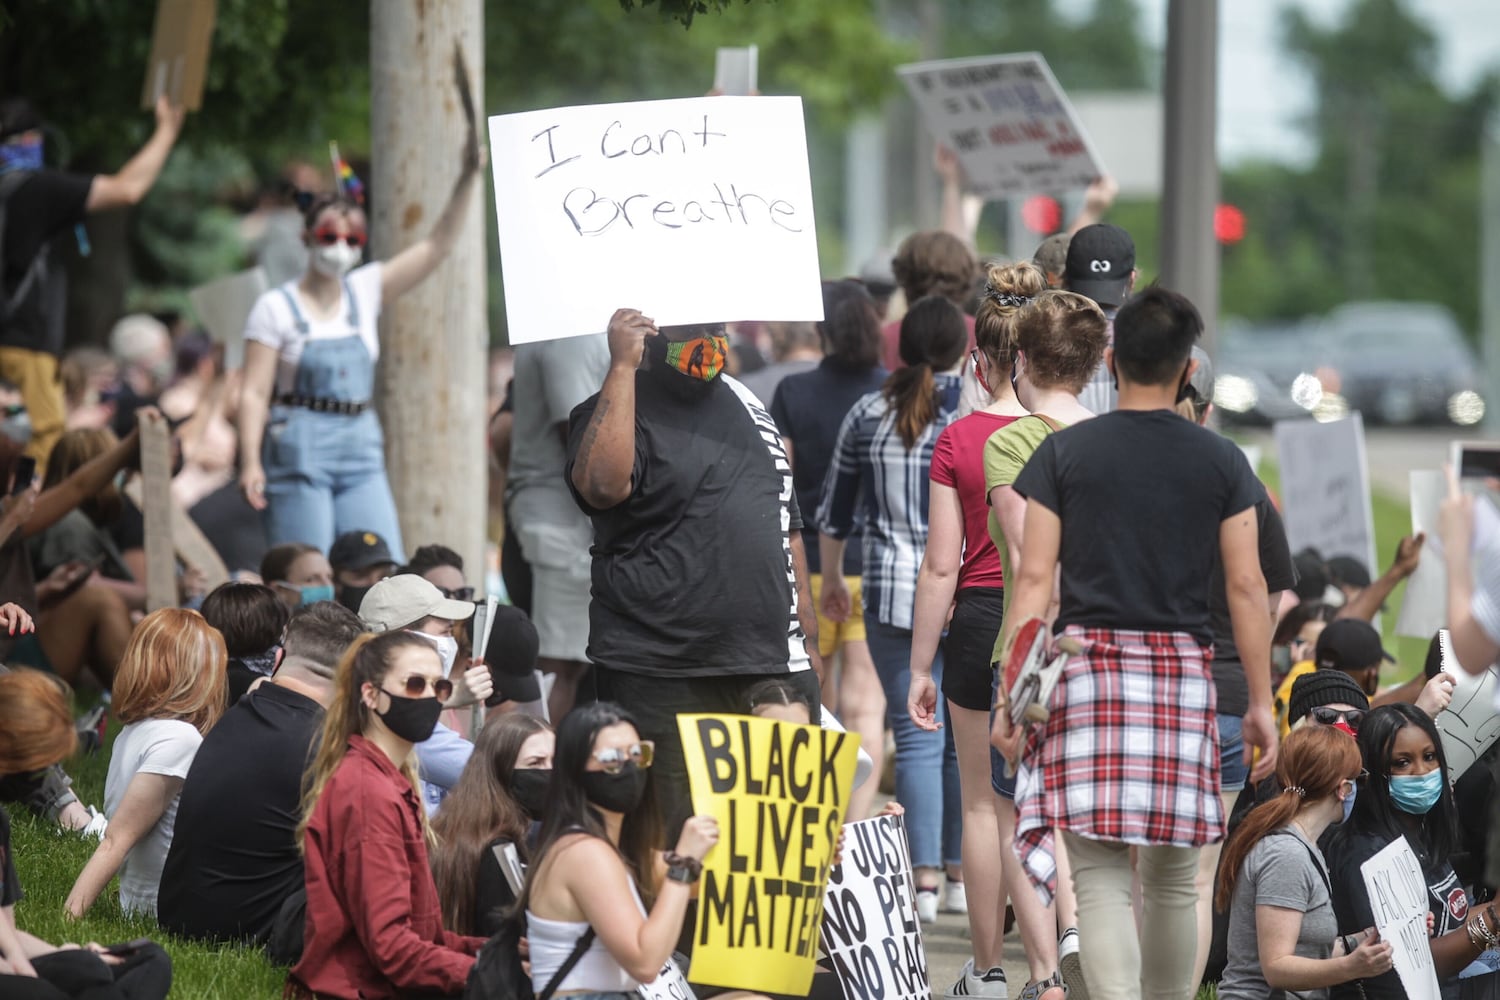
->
[883, 313, 978, 372]
[929, 411, 1019, 592]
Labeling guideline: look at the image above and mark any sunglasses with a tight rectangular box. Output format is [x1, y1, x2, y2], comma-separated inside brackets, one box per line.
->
[1310, 707, 1365, 731]
[312, 227, 367, 248]
[385, 674, 454, 701]
[439, 586, 475, 602]
[593, 741, 655, 774]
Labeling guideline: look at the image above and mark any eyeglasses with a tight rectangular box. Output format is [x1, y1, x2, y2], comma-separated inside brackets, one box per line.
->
[439, 586, 475, 602]
[387, 674, 454, 701]
[593, 741, 655, 774]
[312, 227, 367, 248]
[1310, 707, 1365, 731]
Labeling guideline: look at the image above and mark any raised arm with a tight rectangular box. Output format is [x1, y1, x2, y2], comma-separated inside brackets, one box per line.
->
[1336, 534, 1422, 622]
[86, 98, 184, 213]
[26, 422, 143, 539]
[380, 114, 483, 306]
[569, 310, 654, 510]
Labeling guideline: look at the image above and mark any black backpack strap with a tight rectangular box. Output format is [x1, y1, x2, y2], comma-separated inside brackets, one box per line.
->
[1267, 828, 1333, 897]
[536, 926, 597, 1000]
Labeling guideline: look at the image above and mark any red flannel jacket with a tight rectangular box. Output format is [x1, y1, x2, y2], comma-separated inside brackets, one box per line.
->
[289, 735, 485, 999]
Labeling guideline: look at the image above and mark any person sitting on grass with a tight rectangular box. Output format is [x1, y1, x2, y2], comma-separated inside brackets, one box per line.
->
[198, 581, 290, 704]
[0, 666, 173, 999]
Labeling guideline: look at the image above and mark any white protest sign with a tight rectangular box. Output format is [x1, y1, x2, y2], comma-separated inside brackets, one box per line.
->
[488, 96, 823, 344]
[1274, 415, 1378, 588]
[822, 815, 931, 1000]
[637, 958, 695, 1000]
[897, 53, 1105, 200]
[1397, 471, 1447, 638]
[1360, 837, 1441, 1000]
[188, 267, 267, 370]
[1435, 629, 1500, 783]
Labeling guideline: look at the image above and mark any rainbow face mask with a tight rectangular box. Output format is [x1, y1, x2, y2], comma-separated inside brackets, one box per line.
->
[663, 334, 729, 382]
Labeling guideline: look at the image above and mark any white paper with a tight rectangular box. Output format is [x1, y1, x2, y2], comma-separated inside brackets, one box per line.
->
[713, 46, 757, 96]
[488, 96, 823, 344]
[1435, 629, 1500, 783]
[1397, 471, 1448, 638]
[897, 53, 1106, 199]
[188, 267, 268, 370]
[1360, 838, 1442, 1000]
[1274, 415, 1378, 595]
[822, 815, 931, 1000]
[637, 958, 696, 1000]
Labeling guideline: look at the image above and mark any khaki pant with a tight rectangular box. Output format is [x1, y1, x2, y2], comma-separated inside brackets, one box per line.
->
[1063, 832, 1200, 1000]
[0, 346, 65, 473]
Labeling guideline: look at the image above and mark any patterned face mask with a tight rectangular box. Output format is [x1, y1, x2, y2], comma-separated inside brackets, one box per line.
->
[663, 334, 729, 381]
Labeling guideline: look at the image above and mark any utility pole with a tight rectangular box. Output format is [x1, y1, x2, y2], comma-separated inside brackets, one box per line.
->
[370, 1, 488, 573]
[1159, 0, 1220, 352]
[1484, 110, 1500, 433]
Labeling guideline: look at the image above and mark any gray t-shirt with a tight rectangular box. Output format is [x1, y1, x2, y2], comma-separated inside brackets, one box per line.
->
[1219, 826, 1337, 1000]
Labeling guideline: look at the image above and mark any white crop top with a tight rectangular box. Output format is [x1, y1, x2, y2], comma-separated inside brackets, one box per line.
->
[527, 879, 648, 995]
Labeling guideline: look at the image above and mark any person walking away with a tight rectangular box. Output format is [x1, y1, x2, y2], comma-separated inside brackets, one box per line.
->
[1061, 224, 1137, 416]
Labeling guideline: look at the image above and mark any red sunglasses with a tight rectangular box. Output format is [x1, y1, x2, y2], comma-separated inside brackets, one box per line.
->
[312, 227, 367, 249]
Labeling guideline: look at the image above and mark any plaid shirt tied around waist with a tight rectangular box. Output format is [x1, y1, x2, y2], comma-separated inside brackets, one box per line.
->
[1014, 626, 1223, 905]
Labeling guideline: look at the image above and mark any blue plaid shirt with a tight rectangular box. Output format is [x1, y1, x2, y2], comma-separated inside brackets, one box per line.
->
[815, 373, 962, 629]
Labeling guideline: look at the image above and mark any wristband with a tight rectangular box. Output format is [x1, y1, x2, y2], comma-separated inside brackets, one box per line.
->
[1341, 934, 1358, 957]
[664, 852, 703, 884]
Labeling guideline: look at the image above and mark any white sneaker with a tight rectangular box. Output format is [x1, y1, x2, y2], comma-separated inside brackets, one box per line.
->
[945, 958, 1008, 1000]
[1058, 927, 1087, 1000]
[916, 887, 940, 924]
[945, 880, 969, 914]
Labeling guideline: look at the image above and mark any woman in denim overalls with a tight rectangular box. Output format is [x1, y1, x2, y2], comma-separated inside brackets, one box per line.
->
[238, 133, 480, 560]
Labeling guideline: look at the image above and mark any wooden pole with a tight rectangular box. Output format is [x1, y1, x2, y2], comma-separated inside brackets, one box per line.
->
[369, 0, 487, 572]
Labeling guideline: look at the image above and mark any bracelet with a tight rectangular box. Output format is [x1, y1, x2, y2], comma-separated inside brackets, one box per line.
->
[1341, 934, 1359, 957]
[663, 852, 703, 884]
[1468, 918, 1489, 952]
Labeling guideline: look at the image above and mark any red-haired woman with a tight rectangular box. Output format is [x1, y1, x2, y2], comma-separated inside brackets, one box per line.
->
[66, 609, 227, 919]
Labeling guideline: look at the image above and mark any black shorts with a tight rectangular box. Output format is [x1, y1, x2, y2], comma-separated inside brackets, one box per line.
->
[941, 586, 1005, 712]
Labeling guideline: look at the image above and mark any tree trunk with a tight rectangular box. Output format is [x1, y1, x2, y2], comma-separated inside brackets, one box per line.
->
[369, 0, 487, 575]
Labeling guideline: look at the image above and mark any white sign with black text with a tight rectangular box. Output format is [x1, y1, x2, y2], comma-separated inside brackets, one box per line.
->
[1360, 837, 1441, 1000]
[821, 815, 931, 1000]
[1274, 415, 1379, 594]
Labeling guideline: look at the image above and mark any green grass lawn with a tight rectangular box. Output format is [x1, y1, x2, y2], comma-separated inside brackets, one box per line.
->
[9, 718, 285, 998]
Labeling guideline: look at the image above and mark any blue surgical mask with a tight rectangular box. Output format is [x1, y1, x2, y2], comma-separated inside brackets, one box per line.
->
[1389, 771, 1443, 815]
[299, 584, 335, 606]
[0, 136, 42, 173]
[1341, 785, 1357, 823]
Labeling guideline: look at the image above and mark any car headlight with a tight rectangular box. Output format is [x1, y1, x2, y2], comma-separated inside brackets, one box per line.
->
[1448, 390, 1485, 426]
[1312, 393, 1349, 423]
[1290, 372, 1324, 411]
[1213, 374, 1259, 413]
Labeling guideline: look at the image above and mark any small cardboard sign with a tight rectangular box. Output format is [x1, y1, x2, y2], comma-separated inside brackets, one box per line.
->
[1360, 837, 1441, 1000]
[1273, 415, 1379, 602]
[140, 0, 217, 111]
[897, 53, 1106, 199]
[137, 412, 177, 612]
[822, 815, 932, 1000]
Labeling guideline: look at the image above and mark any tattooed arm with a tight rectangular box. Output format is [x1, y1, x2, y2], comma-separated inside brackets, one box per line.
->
[570, 308, 655, 510]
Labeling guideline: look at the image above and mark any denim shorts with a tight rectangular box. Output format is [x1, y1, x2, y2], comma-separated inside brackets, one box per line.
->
[1218, 713, 1248, 793]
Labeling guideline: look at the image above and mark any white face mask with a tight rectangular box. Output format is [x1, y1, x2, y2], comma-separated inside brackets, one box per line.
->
[409, 630, 459, 675]
[310, 241, 361, 278]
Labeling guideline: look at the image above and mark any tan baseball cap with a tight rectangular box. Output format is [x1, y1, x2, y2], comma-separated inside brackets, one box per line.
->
[358, 574, 475, 632]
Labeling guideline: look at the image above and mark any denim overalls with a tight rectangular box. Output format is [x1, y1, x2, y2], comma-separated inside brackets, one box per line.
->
[260, 280, 405, 559]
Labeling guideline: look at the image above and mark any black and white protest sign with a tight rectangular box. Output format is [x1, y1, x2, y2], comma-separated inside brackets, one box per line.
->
[821, 815, 931, 1000]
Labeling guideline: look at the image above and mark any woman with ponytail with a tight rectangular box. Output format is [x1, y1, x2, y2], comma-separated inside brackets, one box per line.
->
[816, 294, 968, 922]
[1217, 725, 1392, 997]
[288, 631, 486, 1000]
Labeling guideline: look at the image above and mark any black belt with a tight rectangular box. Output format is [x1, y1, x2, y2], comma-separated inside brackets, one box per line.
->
[275, 394, 370, 416]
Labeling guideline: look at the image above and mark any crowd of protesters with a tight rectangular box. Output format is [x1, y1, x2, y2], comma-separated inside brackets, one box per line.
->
[3, 86, 1500, 1000]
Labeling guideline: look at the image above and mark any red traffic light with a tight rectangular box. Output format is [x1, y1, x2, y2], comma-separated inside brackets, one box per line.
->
[1215, 204, 1246, 244]
[1021, 195, 1062, 236]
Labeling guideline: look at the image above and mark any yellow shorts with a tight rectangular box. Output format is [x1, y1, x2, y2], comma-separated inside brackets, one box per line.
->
[809, 574, 866, 659]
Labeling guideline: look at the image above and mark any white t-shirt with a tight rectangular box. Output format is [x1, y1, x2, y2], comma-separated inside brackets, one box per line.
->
[242, 262, 384, 396]
[103, 718, 202, 917]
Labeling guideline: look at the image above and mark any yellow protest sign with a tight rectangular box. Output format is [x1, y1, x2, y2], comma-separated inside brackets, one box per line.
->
[678, 713, 860, 995]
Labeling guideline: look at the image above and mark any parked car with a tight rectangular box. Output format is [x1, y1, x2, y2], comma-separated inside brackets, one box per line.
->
[1213, 319, 1337, 426]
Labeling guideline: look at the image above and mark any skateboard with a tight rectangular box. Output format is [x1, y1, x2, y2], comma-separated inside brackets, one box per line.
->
[999, 617, 1082, 728]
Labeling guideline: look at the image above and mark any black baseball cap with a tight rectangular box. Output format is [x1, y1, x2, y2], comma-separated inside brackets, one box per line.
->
[1326, 555, 1372, 590]
[1064, 224, 1136, 307]
[0, 98, 41, 141]
[483, 604, 541, 706]
[329, 531, 396, 572]
[1184, 346, 1215, 409]
[1315, 619, 1395, 673]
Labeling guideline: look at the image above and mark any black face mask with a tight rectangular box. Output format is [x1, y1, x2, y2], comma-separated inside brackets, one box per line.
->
[510, 767, 552, 817]
[375, 690, 444, 744]
[338, 584, 373, 614]
[582, 763, 648, 814]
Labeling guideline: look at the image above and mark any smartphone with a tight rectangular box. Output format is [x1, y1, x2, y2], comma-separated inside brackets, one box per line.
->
[713, 45, 758, 96]
[104, 937, 153, 957]
[10, 455, 35, 495]
[1453, 441, 1500, 480]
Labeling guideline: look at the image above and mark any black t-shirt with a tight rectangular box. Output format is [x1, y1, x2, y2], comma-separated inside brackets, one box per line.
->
[1208, 493, 1297, 716]
[565, 365, 807, 678]
[1013, 409, 1261, 645]
[1, 171, 92, 355]
[157, 681, 324, 942]
[769, 359, 888, 576]
[1326, 827, 1468, 1000]
[0, 804, 20, 907]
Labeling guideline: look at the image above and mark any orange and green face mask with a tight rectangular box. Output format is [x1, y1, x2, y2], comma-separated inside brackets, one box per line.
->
[663, 334, 729, 381]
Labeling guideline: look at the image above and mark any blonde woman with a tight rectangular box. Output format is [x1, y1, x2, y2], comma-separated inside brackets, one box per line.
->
[288, 630, 485, 1000]
[66, 609, 227, 918]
